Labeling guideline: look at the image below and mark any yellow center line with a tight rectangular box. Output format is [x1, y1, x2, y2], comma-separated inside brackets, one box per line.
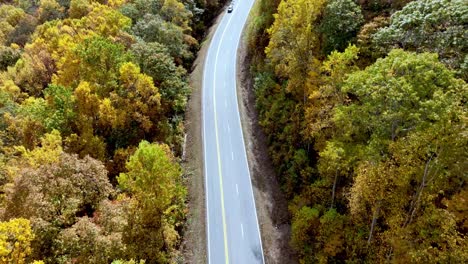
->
[212, 7, 236, 264]
[213, 108, 229, 264]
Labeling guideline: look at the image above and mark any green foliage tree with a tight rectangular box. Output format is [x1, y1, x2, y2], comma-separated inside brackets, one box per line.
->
[132, 14, 191, 60]
[118, 141, 186, 263]
[335, 49, 464, 152]
[319, 0, 364, 55]
[131, 41, 189, 114]
[43, 84, 76, 133]
[290, 206, 319, 260]
[0, 46, 21, 71]
[64, 36, 131, 92]
[327, 50, 467, 262]
[372, 0, 468, 79]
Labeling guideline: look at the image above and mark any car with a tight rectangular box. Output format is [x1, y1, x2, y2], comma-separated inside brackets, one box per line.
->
[227, 4, 233, 13]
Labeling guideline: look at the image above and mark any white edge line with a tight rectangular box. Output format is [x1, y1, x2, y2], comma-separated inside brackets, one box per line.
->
[202, 24, 212, 264]
[233, 0, 266, 263]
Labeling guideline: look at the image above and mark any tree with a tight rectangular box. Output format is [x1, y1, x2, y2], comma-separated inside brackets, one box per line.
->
[304, 45, 360, 151]
[3, 151, 112, 261]
[319, 0, 364, 55]
[55, 216, 125, 263]
[131, 41, 189, 114]
[0, 45, 21, 71]
[114, 62, 161, 134]
[324, 49, 467, 261]
[37, 0, 65, 23]
[83, 3, 132, 37]
[6, 14, 37, 47]
[372, 0, 468, 79]
[132, 14, 191, 60]
[265, 0, 325, 101]
[69, 0, 91, 19]
[118, 141, 185, 262]
[290, 206, 320, 262]
[0, 5, 26, 45]
[0, 218, 35, 264]
[356, 16, 389, 66]
[59, 36, 131, 92]
[160, 0, 193, 32]
[43, 84, 76, 133]
[335, 49, 465, 155]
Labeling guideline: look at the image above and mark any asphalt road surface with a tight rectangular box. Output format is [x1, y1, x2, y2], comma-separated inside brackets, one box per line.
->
[202, 0, 264, 263]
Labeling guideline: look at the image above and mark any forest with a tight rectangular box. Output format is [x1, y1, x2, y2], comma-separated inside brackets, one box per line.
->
[0, 0, 226, 262]
[248, 0, 467, 262]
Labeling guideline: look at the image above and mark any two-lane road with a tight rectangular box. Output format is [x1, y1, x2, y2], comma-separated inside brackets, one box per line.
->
[202, 0, 264, 263]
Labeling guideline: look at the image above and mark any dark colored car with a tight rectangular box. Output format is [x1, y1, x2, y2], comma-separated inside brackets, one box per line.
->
[227, 4, 233, 13]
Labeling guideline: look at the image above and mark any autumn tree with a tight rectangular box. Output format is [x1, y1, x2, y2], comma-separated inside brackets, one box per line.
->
[0, 0, 209, 262]
[0, 218, 35, 264]
[330, 50, 467, 261]
[265, 0, 325, 101]
[249, 0, 468, 262]
[3, 141, 113, 261]
[37, 0, 65, 23]
[304, 45, 360, 150]
[0, 4, 26, 45]
[118, 141, 186, 262]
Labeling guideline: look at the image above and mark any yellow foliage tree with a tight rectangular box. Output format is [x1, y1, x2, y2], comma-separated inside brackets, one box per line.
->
[0, 218, 34, 264]
[265, 0, 325, 101]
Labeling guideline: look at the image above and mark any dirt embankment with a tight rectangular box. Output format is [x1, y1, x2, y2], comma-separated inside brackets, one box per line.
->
[236, 12, 298, 264]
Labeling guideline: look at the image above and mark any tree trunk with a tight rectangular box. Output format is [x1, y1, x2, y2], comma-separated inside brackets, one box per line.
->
[404, 154, 434, 227]
[367, 201, 381, 245]
[330, 169, 338, 209]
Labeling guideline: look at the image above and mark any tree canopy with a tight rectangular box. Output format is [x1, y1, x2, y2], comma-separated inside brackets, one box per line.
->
[249, 0, 468, 261]
[0, 0, 218, 261]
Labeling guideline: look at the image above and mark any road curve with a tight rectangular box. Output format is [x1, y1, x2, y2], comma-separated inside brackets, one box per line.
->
[202, 0, 264, 263]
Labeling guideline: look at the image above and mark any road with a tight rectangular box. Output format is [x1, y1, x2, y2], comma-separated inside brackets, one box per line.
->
[202, 0, 264, 263]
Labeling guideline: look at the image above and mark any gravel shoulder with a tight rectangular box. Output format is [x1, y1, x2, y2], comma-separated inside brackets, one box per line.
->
[236, 10, 298, 264]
